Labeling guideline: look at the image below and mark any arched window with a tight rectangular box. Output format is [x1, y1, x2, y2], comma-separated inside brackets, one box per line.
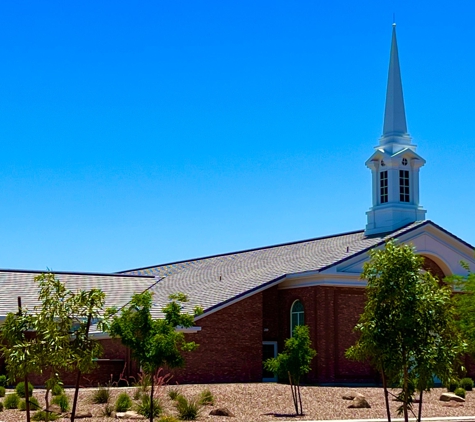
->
[290, 300, 304, 336]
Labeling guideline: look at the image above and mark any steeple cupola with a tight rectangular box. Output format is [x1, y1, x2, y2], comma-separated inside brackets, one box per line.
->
[365, 24, 426, 236]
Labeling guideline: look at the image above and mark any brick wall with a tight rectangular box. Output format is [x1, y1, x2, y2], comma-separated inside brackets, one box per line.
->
[171, 292, 264, 383]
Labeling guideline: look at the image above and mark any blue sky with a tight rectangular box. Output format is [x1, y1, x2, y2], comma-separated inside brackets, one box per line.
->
[0, 1, 474, 272]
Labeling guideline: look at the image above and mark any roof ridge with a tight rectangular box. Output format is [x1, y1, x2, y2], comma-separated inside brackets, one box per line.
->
[118, 228, 366, 273]
[0, 268, 155, 278]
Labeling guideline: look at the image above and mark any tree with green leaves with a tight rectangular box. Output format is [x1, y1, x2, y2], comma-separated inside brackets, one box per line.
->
[346, 240, 464, 422]
[264, 325, 316, 415]
[106, 291, 201, 422]
[0, 273, 105, 422]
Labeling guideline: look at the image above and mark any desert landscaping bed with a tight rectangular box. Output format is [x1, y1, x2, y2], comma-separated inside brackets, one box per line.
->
[1, 384, 475, 422]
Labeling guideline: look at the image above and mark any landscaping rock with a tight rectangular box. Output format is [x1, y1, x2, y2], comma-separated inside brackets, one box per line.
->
[440, 392, 465, 403]
[46, 404, 62, 414]
[116, 410, 145, 419]
[210, 407, 235, 417]
[65, 411, 93, 419]
[342, 392, 364, 400]
[348, 396, 371, 409]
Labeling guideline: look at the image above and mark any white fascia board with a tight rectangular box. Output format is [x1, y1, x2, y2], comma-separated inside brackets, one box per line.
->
[278, 273, 365, 290]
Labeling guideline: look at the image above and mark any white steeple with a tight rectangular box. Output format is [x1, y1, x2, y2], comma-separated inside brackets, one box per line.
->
[365, 24, 426, 236]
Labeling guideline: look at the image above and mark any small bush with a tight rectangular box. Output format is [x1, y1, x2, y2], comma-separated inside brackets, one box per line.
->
[198, 388, 214, 406]
[102, 404, 114, 417]
[92, 386, 110, 404]
[461, 377, 474, 391]
[175, 395, 201, 420]
[115, 392, 132, 412]
[0, 386, 5, 397]
[447, 380, 459, 392]
[159, 416, 180, 422]
[0, 401, 4, 411]
[52, 393, 70, 412]
[32, 410, 59, 421]
[136, 394, 162, 418]
[51, 384, 64, 396]
[16, 381, 34, 398]
[168, 388, 180, 401]
[0, 375, 7, 387]
[455, 387, 466, 398]
[4, 393, 20, 409]
[19, 396, 40, 411]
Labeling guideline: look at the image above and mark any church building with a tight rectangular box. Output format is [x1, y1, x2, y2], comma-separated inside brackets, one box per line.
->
[1, 25, 474, 385]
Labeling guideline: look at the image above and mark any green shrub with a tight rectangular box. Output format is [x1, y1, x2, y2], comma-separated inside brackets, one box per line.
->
[447, 380, 459, 392]
[0, 401, 4, 412]
[16, 381, 34, 398]
[115, 392, 132, 412]
[168, 388, 180, 401]
[0, 375, 7, 387]
[19, 396, 40, 411]
[461, 377, 474, 391]
[51, 384, 64, 396]
[4, 393, 20, 409]
[136, 394, 162, 418]
[92, 386, 110, 404]
[52, 393, 70, 412]
[32, 410, 59, 421]
[455, 387, 466, 398]
[198, 388, 214, 406]
[175, 395, 201, 420]
[0, 386, 5, 397]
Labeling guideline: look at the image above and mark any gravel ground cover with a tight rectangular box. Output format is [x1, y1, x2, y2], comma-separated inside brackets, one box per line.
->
[1, 384, 475, 422]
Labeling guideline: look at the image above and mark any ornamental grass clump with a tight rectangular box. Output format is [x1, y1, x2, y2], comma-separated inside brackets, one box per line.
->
[136, 394, 162, 419]
[92, 386, 110, 404]
[115, 392, 133, 412]
[52, 393, 70, 412]
[101, 404, 114, 417]
[455, 387, 466, 399]
[19, 396, 40, 411]
[4, 392, 20, 409]
[32, 410, 59, 421]
[51, 384, 64, 396]
[175, 395, 201, 420]
[461, 377, 474, 391]
[16, 381, 34, 398]
[158, 416, 180, 422]
[198, 388, 214, 406]
[0, 386, 5, 397]
[168, 388, 180, 401]
[0, 401, 4, 411]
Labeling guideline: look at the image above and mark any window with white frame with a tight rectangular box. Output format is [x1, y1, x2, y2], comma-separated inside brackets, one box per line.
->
[290, 300, 304, 336]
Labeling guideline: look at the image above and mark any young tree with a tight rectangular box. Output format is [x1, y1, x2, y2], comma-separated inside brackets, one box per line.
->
[264, 325, 316, 415]
[346, 240, 464, 422]
[0, 273, 105, 422]
[106, 291, 201, 422]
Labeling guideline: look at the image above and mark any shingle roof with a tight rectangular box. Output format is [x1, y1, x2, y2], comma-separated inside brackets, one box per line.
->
[0, 270, 156, 317]
[120, 221, 429, 317]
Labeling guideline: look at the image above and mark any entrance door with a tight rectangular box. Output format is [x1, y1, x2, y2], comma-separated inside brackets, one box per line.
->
[262, 341, 278, 382]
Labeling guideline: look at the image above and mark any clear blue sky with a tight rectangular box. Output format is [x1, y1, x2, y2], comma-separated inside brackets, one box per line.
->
[0, 1, 474, 273]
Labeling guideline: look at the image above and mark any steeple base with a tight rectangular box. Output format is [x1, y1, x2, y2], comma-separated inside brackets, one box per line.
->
[365, 204, 426, 236]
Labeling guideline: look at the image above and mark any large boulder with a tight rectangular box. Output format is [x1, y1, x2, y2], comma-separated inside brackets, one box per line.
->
[115, 410, 145, 419]
[440, 392, 465, 403]
[348, 396, 371, 409]
[210, 408, 235, 417]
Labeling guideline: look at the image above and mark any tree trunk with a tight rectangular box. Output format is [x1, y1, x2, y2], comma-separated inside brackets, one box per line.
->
[25, 375, 31, 422]
[288, 372, 298, 415]
[297, 381, 303, 415]
[150, 372, 154, 422]
[71, 369, 81, 422]
[402, 361, 409, 422]
[381, 369, 391, 422]
[417, 390, 423, 422]
[45, 388, 51, 421]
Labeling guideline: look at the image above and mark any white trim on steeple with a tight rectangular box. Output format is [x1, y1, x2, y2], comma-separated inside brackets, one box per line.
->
[365, 24, 426, 236]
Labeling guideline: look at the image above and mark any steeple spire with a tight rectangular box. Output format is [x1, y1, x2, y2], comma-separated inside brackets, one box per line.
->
[381, 23, 410, 145]
[364, 24, 426, 236]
